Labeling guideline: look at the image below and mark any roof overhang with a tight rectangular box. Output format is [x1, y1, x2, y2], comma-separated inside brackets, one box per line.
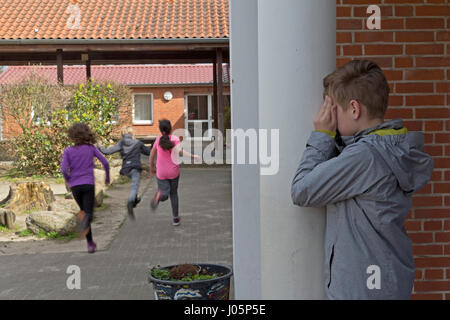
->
[0, 38, 230, 65]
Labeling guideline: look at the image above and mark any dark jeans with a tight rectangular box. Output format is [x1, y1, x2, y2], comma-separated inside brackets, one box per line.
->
[125, 169, 141, 203]
[156, 175, 180, 218]
[71, 184, 95, 242]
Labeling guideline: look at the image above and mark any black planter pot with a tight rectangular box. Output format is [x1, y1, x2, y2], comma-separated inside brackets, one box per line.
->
[148, 263, 233, 300]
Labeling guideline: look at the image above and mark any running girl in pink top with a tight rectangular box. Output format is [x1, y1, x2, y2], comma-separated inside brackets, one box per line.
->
[149, 119, 199, 226]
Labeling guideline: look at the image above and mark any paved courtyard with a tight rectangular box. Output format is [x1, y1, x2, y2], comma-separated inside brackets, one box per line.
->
[0, 167, 232, 300]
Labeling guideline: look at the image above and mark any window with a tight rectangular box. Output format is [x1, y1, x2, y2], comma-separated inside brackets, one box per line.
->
[133, 93, 153, 124]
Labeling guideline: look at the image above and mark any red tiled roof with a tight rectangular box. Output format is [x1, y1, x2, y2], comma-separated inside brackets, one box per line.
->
[0, 64, 230, 85]
[0, 0, 229, 40]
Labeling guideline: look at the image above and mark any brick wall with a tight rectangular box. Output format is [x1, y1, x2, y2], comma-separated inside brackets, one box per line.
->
[337, 0, 450, 299]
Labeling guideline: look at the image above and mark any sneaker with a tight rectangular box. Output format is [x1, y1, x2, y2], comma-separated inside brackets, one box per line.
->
[150, 190, 161, 210]
[127, 201, 135, 220]
[76, 211, 90, 239]
[133, 196, 141, 208]
[87, 241, 97, 254]
[172, 217, 181, 226]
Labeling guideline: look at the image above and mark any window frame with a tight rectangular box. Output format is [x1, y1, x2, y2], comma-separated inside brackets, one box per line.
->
[132, 93, 154, 125]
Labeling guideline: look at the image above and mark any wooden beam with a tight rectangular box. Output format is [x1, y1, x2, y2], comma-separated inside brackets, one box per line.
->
[213, 58, 218, 130]
[0, 43, 229, 53]
[216, 48, 224, 138]
[86, 58, 91, 81]
[56, 49, 63, 84]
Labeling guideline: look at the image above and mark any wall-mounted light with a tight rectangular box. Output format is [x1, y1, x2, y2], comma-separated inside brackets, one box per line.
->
[163, 91, 173, 101]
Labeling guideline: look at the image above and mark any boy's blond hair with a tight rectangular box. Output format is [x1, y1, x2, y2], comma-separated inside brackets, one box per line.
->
[121, 125, 136, 138]
[323, 60, 390, 120]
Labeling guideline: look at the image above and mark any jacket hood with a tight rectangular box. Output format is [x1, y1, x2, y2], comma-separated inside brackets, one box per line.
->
[121, 134, 139, 153]
[341, 119, 434, 193]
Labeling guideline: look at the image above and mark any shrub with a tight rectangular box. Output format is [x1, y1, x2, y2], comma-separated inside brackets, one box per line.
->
[1, 76, 132, 176]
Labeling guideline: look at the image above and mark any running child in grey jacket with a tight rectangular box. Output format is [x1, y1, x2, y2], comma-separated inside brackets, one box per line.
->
[98, 126, 150, 220]
[291, 60, 433, 299]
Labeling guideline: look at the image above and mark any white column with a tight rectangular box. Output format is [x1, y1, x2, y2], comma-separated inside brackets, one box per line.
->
[231, 0, 336, 299]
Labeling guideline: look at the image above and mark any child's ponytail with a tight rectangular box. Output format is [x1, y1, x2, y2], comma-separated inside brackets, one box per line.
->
[158, 119, 174, 150]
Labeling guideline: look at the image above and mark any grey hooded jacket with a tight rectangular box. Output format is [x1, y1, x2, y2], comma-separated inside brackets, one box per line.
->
[291, 119, 433, 300]
[98, 134, 150, 175]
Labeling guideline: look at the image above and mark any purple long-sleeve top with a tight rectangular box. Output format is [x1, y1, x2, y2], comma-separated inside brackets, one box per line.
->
[60, 144, 110, 188]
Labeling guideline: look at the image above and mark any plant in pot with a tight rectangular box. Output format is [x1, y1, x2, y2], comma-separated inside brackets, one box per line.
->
[148, 263, 233, 300]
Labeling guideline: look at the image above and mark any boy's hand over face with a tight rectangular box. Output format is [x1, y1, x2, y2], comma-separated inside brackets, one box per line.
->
[314, 95, 337, 133]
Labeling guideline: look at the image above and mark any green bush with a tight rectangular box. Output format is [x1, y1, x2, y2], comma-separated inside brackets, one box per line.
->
[1, 78, 132, 176]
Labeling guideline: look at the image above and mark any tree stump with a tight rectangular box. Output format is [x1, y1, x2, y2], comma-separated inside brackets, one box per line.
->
[0, 209, 15, 229]
[0, 182, 55, 214]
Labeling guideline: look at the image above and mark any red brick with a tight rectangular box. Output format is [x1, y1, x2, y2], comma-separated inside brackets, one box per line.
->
[411, 293, 444, 300]
[337, 32, 352, 43]
[434, 183, 450, 193]
[396, 83, 434, 94]
[445, 171, 450, 181]
[406, 44, 444, 55]
[424, 133, 433, 144]
[384, 70, 404, 81]
[430, 170, 442, 181]
[424, 220, 443, 231]
[385, 107, 413, 119]
[337, 19, 363, 30]
[413, 196, 443, 207]
[343, 45, 363, 55]
[395, 57, 414, 68]
[342, 0, 382, 3]
[406, 95, 445, 106]
[424, 145, 443, 156]
[415, 208, 450, 219]
[424, 269, 445, 280]
[413, 244, 443, 255]
[415, 269, 423, 280]
[406, 18, 446, 29]
[416, 108, 450, 120]
[380, 18, 405, 29]
[446, 245, 450, 255]
[416, 6, 450, 16]
[365, 44, 403, 55]
[396, 31, 435, 42]
[389, 95, 404, 106]
[384, 0, 424, 3]
[410, 232, 434, 243]
[435, 134, 450, 143]
[436, 232, 450, 242]
[437, 31, 450, 41]
[403, 120, 423, 131]
[437, 82, 450, 93]
[433, 158, 450, 169]
[394, 6, 414, 17]
[425, 121, 444, 131]
[405, 220, 422, 231]
[414, 281, 450, 292]
[415, 257, 450, 268]
[337, 7, 352, 17]
[446, 146, 450, 157]
[445, 220, 450, 230]
[405, 69, 444, 81]
[355, 31, 394, 42]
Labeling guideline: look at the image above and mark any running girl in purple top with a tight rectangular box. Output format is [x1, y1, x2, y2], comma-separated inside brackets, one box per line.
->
[60, 123, 110, 253]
